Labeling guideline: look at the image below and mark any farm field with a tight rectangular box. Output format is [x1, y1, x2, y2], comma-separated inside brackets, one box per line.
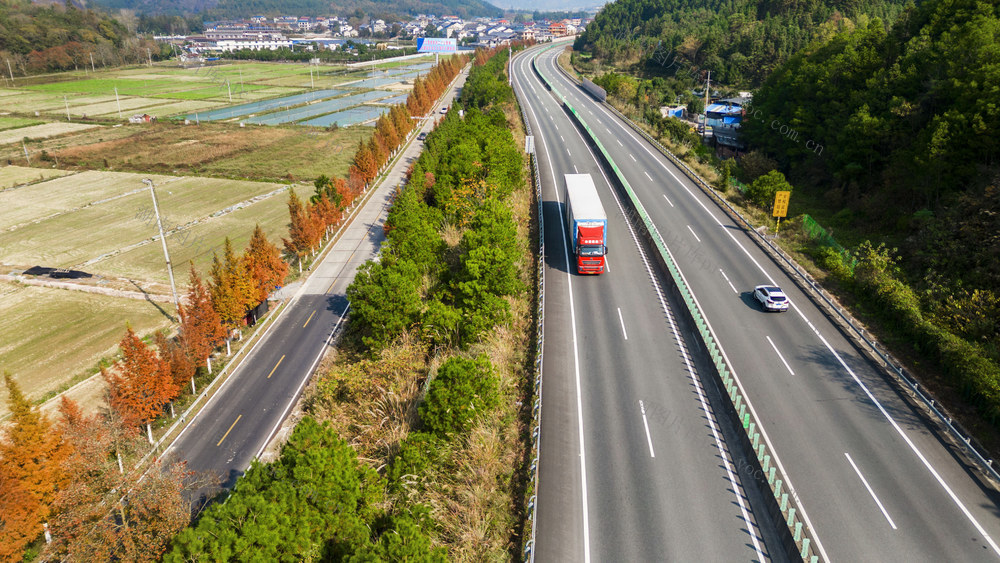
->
[93, 184, 307, 284]
[0, 279, 171, 416]
[0, 172, 287, 268]
[0, 116, 43, 130]
[50, 121, 370, 182]
[0, 122, 100, 145]
[0, 165, 72, 191]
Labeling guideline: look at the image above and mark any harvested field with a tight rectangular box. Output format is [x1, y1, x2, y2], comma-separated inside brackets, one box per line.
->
[0, 165, 72, 191]
[0, 279, 171, 416]
[94, 184, 307, 284]
[0, 172, 286, 267]
[0, 122, 100, 145]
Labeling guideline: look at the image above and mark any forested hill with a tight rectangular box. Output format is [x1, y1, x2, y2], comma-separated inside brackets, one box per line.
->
[90, 0, 503, 19]
[743, 0, 1000, 295]
[574, 0, 909, 86]
[0, 0, 140, 73]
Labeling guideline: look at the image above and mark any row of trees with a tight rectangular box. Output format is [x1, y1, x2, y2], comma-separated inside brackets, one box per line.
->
[0, 227, 288, 560]
[348, 49, 524, 353]
[282, 56, 466, 268]
[405, 55, 466, 116]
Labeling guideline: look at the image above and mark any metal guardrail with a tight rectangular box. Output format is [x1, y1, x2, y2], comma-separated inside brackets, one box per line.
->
[548, 62, 1000, 490]
[535, 51, 821, 561]
[514, 49, 546, 563]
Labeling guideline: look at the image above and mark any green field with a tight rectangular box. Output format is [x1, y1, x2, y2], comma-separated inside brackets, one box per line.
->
[0, 279, 171, 414]
[0, 116, 43, 130]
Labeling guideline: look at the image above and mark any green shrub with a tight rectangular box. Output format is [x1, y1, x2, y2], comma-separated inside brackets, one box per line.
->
[419, 355, 499, 437]
[744, 169, 793, 209]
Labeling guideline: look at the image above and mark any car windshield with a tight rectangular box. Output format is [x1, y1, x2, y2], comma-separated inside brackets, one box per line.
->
[579, 245, 603, 256]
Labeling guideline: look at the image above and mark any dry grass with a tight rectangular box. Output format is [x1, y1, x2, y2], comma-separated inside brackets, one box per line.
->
[0, 122, 100, 145]
[49, 121, 370, 183]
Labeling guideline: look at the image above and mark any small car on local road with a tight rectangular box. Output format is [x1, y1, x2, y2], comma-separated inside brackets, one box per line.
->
[754, 285, 790, 312]
[440, 105, 448, 114]
[417, 132, 427, 141]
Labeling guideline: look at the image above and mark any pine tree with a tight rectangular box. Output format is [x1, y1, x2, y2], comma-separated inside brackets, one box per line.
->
[243, 225, 289, 304]
[104, 327, 178, 441]
[179, 264, 225, 369]
[0, 373, 71, 559]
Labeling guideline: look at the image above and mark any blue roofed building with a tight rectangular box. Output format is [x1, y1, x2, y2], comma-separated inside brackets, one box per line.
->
[706, 96, 749, 151]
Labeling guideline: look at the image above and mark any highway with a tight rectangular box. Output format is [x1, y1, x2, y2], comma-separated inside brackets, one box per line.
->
[523, 43, 1000, 561]
[165, 71, 468, 504]
[512, 45, 782, 561]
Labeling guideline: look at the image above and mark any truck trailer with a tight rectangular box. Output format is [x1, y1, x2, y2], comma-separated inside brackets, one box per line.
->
[565, 174, 608, 274]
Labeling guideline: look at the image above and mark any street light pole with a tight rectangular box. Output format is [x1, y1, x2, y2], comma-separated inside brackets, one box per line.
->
[143, 178, 180, 314]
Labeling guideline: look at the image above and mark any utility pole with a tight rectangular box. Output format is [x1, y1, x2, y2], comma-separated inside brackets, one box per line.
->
[90, 52, 96, 73]
[703, 70, 710, 141]
[114, 86, 122, 119]
[5, 59, 13, 84]
[143, 179, 180, 313]
[147, 47, 152, 67]
[64, 96, 70, 121]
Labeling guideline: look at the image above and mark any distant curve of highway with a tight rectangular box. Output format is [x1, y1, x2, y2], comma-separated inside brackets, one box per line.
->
[521, 42, 1000, 561]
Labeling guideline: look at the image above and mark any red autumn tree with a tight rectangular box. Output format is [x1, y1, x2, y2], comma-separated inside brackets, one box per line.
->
[179, 263, 225, 370]
[0, 373, 71, 560]
[104, 327, 178, 442]
[154, 332, 195, 393]
[243, 225, 289, 303]
[283, 189, 312, 264]
[46, 401, 191, 563]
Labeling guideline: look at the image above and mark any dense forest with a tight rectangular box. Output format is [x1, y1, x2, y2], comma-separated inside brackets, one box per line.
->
[0, 0, 168, 74]
[740, 0, 1000, 416]
[90, 0, 503, 20]
[574, 0, 909, 87]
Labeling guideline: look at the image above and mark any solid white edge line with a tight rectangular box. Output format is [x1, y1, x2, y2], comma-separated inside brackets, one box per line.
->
[686, 225, 701, 243]
[617, 307, 628, 340]
[519, 51, 592, 563]
[538, 62, 836, 559]
[559, 101, 766, 561]
[845, 452, 898, 530]
[639, 400, 656, 458]
[765, 335, 795, 376]
[252, 303, 349, 464]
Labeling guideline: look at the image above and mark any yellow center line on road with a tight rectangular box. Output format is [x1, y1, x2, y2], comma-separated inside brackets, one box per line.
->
[303, 310, 316, 328]
[216, 414, 242, 447]
[266, 355, 285, 379]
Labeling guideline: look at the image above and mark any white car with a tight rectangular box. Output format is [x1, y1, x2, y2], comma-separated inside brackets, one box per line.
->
[440, 105, 448, 114]
[753, 285, 789, 312]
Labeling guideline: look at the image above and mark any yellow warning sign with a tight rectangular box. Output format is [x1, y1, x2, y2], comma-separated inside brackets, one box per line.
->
[772, 191, 791, 218]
